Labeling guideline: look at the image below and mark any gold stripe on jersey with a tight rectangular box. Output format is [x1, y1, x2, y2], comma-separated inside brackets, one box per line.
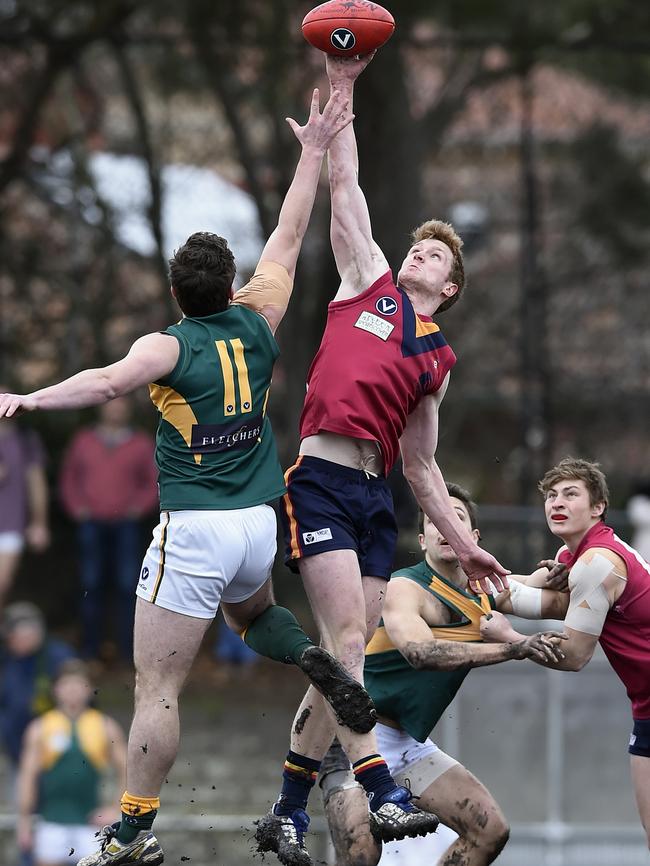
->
[149, 384, 202, 465]
[151, 511, 170, 603]
[366, 573, 492, 655]
[40, 709, 110, 772]
[415, 316, 441, 338]
[231, 338, 252, 414]
[214, 340, 237, 417]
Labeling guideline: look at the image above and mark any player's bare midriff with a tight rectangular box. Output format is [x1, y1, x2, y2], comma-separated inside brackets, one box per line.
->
[299, 431, 385, 476]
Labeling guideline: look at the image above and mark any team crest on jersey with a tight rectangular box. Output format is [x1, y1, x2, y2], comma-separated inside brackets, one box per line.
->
[375, 296, 398, 316]
[354, 311, 395, 341]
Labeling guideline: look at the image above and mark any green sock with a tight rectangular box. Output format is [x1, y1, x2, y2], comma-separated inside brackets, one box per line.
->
[243, 605, 314, 665]
[117, 809, 157, 844]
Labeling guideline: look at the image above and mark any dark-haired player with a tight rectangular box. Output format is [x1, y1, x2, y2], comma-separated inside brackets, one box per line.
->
[320, 484, 565, 866]
[0, 89, 359, 866]
[252, 53, 508, 866]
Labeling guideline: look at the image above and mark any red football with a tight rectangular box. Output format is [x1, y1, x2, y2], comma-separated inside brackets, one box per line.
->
[302, 1, 395, 57]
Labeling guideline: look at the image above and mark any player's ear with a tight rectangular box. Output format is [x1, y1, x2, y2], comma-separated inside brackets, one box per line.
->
[442, 282, 458, 299]
[592, 500, 606, 518]
[418, 533, 426, 552]
[473, 528, 481, 544]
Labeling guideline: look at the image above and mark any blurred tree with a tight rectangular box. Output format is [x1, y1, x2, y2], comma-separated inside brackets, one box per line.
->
[0, 0, 648, 489]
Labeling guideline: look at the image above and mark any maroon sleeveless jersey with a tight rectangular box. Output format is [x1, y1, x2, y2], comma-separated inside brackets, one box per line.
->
[299, 271, 456, 473]
[559, 522, 650, 719]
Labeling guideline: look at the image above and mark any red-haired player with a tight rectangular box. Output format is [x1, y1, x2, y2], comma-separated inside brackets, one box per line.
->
[251, 53, 509, 866]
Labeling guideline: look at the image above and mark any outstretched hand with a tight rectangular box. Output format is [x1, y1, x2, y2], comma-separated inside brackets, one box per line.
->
[0, 392, 36, 419]
[479, 611, 567, 664]
[538, 559, 570, 592]
[286, 88, 353, 151]
[326, 51, 376, 86]
[519, 631, 568, 664]
[460, 547, 510, 595]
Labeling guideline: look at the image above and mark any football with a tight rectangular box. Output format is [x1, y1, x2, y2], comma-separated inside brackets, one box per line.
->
[302, 1, 395, 57]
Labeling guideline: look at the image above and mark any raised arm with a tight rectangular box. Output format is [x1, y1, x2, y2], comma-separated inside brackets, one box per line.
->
[234, 88, 353, 333]
[0, 332, 179, 417]
[383, 580, 565, 670]
[399, 382, 509, 594]
[325, 54, 388, 297]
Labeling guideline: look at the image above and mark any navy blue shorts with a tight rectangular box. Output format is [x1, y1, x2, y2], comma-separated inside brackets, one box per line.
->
[280, 455, 398, 580]
[629, 718, 650, 757]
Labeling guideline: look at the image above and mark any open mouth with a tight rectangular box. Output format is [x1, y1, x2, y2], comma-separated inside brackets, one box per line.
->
[551, 515, 568, 522]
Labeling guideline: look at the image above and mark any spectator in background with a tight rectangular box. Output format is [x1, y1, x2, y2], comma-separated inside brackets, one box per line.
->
[0, 402, 50, 610]
[627, 482, 650, 563]
[0, 603, 76, 770]
[16, 659, 127, 866]
[59, 397, 158, 662]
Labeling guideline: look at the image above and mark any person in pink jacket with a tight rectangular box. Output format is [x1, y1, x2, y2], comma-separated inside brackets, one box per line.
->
[59, 397, 158, 662]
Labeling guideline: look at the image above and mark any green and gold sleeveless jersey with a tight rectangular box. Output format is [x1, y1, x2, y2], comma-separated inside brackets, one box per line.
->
[39, 708, 109, 824]
[149, 305, 285, 510]
[364, 560, 494, 743]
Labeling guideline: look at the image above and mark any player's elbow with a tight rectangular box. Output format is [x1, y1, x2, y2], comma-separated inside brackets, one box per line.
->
[400, 641, 427, 670]
[98, 374, 120, 401]
[402, 641, 459, 672]
[404, 649, 427, 671]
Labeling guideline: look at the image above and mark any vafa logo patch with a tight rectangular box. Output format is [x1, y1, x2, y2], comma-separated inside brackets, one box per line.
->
[375, 296, 398, 316]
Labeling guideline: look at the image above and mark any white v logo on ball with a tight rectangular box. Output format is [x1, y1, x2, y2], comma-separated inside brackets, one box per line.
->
[331, 28, 355, 49]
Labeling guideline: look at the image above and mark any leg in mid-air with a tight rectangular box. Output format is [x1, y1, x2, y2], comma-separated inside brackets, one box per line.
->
[239, 559, 377, 736]
[256, 551, 438, 866]
[77, 598, 212, 865]
[320, 740, 381, 866]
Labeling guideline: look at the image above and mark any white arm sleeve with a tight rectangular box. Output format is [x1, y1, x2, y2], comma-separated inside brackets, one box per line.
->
[508, 580, 543, 618]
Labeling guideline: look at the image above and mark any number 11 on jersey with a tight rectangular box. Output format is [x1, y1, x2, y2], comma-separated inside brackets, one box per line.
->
[214, 339, 252, 417]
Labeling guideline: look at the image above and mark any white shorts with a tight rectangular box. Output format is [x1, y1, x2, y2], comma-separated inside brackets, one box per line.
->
[0, 531, 24, 554]
[136, 505, 277, 618]
[375, 723, 459, 795]
[34, 820, 98, 861]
